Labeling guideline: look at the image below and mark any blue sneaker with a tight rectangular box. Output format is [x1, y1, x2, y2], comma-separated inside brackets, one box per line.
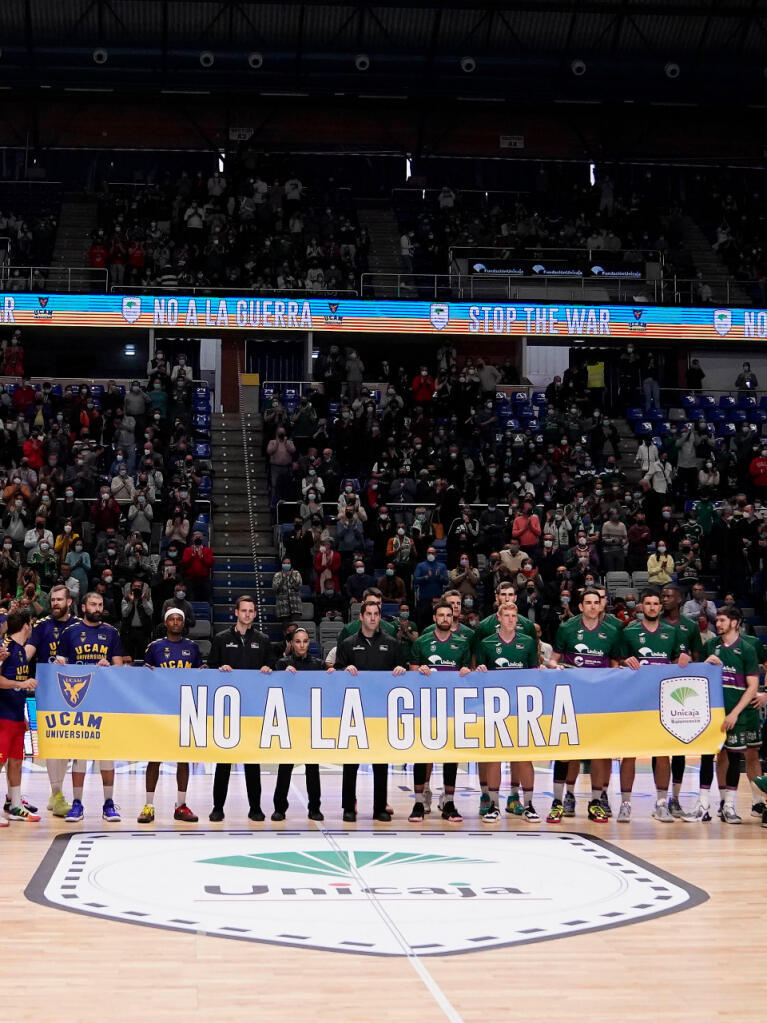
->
[65, 799, 84, 822]
[102, 799, 121, 822]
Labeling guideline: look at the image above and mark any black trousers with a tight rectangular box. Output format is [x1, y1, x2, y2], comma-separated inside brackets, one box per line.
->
[342, 763, 388, 814]
[273, 763, 321, 813]
[212, 763, 261, 811]
[413, 763, 458, 788]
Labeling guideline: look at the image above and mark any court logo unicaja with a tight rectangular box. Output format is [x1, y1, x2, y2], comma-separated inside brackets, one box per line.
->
[659, 676, 711, 743]
[28, 832, 707, 956]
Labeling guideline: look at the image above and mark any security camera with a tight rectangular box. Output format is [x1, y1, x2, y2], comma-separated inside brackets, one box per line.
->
[570, 59, 587, 76]
[93, 48, 108, 65]
[354, 53, 370, 71]
[199, 51, 215, 68]
[248, 52, 263, 69]
[460, 56, 476, 74]
[664, 62, 680, 79]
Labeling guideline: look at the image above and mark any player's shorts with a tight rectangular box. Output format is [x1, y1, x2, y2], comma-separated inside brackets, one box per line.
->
[0, 719, 26, 763]
[724, 708, 761, 751]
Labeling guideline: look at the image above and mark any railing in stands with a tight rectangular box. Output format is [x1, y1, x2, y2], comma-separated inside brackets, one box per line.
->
[110, 284, 358, 297]
[448, 244, 664, 267]
[0, 266, 109, 293]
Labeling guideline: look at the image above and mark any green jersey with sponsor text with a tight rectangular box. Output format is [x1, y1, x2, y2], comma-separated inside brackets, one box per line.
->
[409, 630, 474, 670]
[475, 631, 539, 670]
[620, 619, 681, 663]
[554, 616, 622, 668]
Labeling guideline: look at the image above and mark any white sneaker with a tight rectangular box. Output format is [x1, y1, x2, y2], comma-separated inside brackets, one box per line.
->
[652, 801, 674, 822]
[682, 801, 711, 822]
[722, 804, 742, 824]
[482, 802, 500, 822]
[617, 800, 631, 822]
[422, 785, 432, 814]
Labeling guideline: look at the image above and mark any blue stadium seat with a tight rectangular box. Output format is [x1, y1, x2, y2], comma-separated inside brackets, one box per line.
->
[760, 395, 767, 410]
[748, 409, 767, 425]
[191, 602, 211, 620]
[382, 603, 400, 619]
[195, 511, 210, 524]
[511, 391, 529, 406]
[716, 422, 737, 437]
[524, 418, 540, 432]
[193, 442, 211, 459]
[681, 394, 699, 409]
[654, 421, 671, 435]
[50, 384, 62, 397]
[687, 409, 706, 423]
[194, 385, 210, 399]
[198, 476, 212, 496]
[531, 390, 546, 406]
[738, 393, 757, 410]
[729, 410, 747, 425]
[90, 384, 104, 397]
[706, 409, 726, 425]
[698, 394, 716, 411]
[719, 395, 736, 410]
[634, 421, 653, 436]
[626, 407, 643, 422]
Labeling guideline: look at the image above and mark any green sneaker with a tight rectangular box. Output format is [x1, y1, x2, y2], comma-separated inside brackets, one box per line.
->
[478, 792, 491, 817]
[506, 793, 524, 815]
[49, 791, 72, 818]
[753, 775, 767, 796]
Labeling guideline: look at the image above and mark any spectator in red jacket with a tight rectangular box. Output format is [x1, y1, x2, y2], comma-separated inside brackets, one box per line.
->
[12, 378, 37, 415]
[313, 541, 340, 593]
[411, 366, 435, 405]
[88, 240, 109, 269]
[181, 530, 214, 602]
[22, 433, 44, 471]
[511, 500, 542, 557]
[749, 444, 767, 499]
[91, 488, 122, 535]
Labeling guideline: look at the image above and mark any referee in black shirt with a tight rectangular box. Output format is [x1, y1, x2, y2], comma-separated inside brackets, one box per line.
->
[333, 600, 407, 822]
[207, 595, 273, 822]
[272, 627, 325, 822]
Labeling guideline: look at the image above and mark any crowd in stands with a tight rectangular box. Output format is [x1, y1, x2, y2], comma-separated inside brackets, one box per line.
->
[0, 183, 60, 290]
[0, 340, 215, 659]
[91, 169, 368, 293]
[264, 342, 767, 668]
[396, 168, 693, 282]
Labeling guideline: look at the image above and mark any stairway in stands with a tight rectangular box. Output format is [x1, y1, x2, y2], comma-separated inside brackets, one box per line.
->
[357, 205, 405, 295]
[49, 194, 103, 290]
[210, 403, 279, 638]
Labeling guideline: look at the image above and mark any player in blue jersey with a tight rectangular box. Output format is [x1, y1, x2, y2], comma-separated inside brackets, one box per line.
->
[23, 584, 82, 817]
[55, 592, 124, 823]
[1, 610, 40, 824]
[139, 608, 204, 824]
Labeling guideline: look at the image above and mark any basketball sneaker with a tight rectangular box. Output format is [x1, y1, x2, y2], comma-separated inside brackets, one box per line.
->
[750, 801, 765, 818]
[667, 797, 683, 818]
[546, 800, 564, 824]
[721, 805, 742, 824]
[102, 799, 121, 822]
[522, 803, 540, 822]
[587, 799, 608, 823]
[563, 791, 576, 817]
[652, 801, 674, 822]
[617, 800, 632, 822]
[441, 800, 463, 823]
[137, 804, 155, 824]
[506, 792, 523, 815]
[408, 801, 425, 823]
[422, 785, 432, 814]
[49, 792, 72, 818]
[681, 801, 711, 822]
[599, 791, 612, 818]
[478, 792, 491, 817]
[482, 802, 500, 822]
[6, 805, 40, 822]
[174, 804, 198, 822]
[65, 799, 84, 822]
[4, 796, 38, 814]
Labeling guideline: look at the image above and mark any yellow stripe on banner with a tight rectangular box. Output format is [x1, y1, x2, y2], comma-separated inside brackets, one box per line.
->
[36, 709, 726, 764]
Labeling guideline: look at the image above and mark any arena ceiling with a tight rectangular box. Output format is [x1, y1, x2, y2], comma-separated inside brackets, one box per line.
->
[1, 0, 766, 102]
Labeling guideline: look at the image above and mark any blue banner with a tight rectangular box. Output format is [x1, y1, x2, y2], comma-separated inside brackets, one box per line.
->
[33, 663, 725, 764]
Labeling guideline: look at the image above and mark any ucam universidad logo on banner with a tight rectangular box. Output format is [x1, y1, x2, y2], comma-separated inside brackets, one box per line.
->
[659, 676, 712, 744]
[27, 831, 706, 956]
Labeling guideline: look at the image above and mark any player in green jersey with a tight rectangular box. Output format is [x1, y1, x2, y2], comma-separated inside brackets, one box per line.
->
[659, 584, 704, 816]
[475, 603, 541, 822]
[337, 588, 398, 643]
[617, 590, 689, 823]
[732, 629, 767, 817]
[417, 590, 474, 812]
[408, 602, 473, 824]
[683, 606, 760, 824]
[549, 589, 622, 825]
[472, 581, 537, 815]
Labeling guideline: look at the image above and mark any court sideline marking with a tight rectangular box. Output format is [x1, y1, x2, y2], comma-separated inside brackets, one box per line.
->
[291, 780, 467, 1023]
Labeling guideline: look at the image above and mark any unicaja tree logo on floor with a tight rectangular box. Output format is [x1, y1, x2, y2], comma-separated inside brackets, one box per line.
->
[27, 832, 706, 956]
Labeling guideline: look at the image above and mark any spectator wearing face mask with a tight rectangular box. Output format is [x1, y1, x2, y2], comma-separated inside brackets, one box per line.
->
[54, 519, 80, 564]
[128, 493, 154, 540]
[647, 543, 674, 586]
[2, 494, 31, 549]
[64, 538, 91, 595]
[449, 554, 479, 598]
[313, 540, 340, 594]
[125, 380, 151, 436]
[600, 508, 628, 573]
[121, 579, 154, 660]
[24, 518, 54, 562]
[511, 500, 542, 558]
[386, 523, 416, 590]
[478, 499, 507, 555]
[345, 558, 375, 603]
[266, 426, 296, 494]
[56, 486, 85, 533]
[377, 562, 407, 603]
[749, 444, 767, 499]
[0, 536, 20, 596]
[110, 463, 136, 504]
[273, 558, 304, 621]
[411, 366, 435, 406]
[181, 531, 214, 603]
[413, 546, 449, 628]
[165, 509, 190, 546]
[698, 458, 720, 490]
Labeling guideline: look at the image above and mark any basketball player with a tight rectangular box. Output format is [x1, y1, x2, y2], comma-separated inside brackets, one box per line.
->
[55, 592, 124, 822]
[408, 602, 472, 823]
[475, 602, 541, 822]
[549, 589, 622, 823]
[23, 584, 82, 817]
[0, 610, 40, 823]
[138, 608, 203, 823]
[617, 590, 688, 822]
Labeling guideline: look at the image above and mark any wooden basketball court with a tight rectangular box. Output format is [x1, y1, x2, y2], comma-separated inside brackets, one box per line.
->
[4, 762, 766, 1023]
